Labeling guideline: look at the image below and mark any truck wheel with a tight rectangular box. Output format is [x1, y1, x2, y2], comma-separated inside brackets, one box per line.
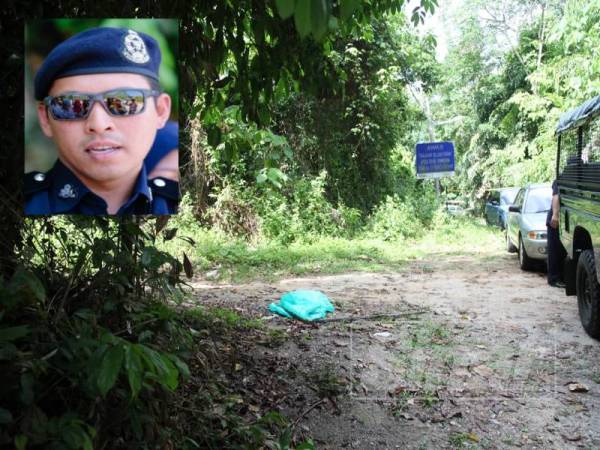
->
[576, 250, 600, 339]
[518, 236, 534, 271]
[506, 231, 517, 253]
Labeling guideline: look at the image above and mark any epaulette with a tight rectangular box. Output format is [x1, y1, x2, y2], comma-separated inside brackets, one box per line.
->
[24, 171, 51, 196]
[148, 177, 179, 201]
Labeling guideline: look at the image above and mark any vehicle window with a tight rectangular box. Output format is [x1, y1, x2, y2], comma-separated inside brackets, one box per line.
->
[488, 191, 500, 203]
[582, 116, 600, 164]
[523, 188, 552, 213]
[513, 189, 525, 208]
[500, 188, 519, 205]
[558, 127, 579, 173]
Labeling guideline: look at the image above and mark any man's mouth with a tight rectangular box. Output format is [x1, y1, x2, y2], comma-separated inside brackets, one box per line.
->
[85, 142, 123, 158]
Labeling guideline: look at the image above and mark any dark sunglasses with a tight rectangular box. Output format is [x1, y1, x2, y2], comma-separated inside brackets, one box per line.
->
[43, 88, 161, 121]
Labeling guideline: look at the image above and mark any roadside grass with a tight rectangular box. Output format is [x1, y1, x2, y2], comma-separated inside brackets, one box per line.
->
[163, 215, 505, 282]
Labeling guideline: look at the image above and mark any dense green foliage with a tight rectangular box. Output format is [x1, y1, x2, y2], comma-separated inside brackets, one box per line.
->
[432, 0, 600, 201]
[198, 12, 442, 243]
[1, 217, 191, 449]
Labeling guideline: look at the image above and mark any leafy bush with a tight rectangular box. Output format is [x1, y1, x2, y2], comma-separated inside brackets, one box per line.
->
[208, 181, 260, 238]
[365, 186, 438, 241]
[256, 171, 363, 244]
[1, 217, 191, 450]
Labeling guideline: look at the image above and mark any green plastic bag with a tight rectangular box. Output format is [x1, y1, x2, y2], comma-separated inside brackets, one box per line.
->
[268, 290, 334, 321]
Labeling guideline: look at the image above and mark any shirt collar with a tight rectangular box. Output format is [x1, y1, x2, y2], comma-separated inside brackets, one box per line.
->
[50, 159, 152, 215]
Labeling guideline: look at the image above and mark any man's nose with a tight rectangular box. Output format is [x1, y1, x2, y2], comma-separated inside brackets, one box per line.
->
[84, 101, 115, 133]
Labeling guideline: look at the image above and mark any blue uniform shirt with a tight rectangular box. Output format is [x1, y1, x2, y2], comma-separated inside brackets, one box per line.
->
[24, 159, 178, 215]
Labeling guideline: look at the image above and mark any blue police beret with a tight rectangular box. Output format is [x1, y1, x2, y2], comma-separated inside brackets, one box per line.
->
[34, 27, 161, 100]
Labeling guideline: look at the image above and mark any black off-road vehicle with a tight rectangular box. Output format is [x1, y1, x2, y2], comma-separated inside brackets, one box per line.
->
[556, 95, 600, 339]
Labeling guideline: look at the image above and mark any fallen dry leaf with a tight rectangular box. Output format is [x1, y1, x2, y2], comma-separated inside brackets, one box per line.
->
[561, 433, 582, 442]
[373, 332, 392, 338]
[467, 432, 480, 443]
[472, 364, 494, 378]
[567, 383, 589, 393]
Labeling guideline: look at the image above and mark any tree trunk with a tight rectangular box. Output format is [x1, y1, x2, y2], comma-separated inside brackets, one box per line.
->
[0, 11, 25, 280]
[536, 1, 546, 71]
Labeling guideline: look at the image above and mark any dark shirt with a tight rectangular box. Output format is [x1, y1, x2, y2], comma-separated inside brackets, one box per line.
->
[24, 159, 178, 215]
[546, 180, 558, 227]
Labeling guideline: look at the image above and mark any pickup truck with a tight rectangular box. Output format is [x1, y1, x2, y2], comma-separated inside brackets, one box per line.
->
[556, 95, 600, 339]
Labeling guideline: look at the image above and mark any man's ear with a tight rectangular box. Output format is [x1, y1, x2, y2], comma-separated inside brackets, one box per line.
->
[37, 104, 54, 138]
[154, 94, 171, 129]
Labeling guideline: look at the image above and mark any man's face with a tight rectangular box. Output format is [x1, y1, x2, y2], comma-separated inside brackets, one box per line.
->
[37, 73, 171, 188]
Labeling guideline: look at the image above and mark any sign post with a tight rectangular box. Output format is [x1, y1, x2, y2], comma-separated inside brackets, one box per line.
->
[415, 142, 455, 187]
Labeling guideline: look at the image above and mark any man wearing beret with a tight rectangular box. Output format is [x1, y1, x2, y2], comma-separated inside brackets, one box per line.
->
[25, 27, 178, 215]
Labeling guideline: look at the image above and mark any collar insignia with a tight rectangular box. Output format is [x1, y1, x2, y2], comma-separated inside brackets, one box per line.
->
[58, 184, 77, 199]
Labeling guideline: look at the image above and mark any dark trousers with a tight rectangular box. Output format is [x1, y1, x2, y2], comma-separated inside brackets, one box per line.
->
[547, 225, 566, 283]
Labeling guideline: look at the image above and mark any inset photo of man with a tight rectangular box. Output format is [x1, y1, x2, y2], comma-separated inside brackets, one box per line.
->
[25, 19, 179, 215]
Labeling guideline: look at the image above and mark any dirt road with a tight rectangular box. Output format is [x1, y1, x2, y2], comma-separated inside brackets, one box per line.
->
[191, 249, 600, 449]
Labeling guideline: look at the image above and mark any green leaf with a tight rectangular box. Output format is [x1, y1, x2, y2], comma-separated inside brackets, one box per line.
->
[311, 0, 329, 40]
[141, 248, 153, 267]
[124, 345, 143, 398]
[270, 134, 287, 146]
[0, 325, 30, 343]
[9, 267, 46, 303]
[294, 0, 312, 38]
[167, 354, 190, 380]
[340, 0, 360, 20]
[257, 172, 268, 183]
[0, 408, 13, 424]
[267, 168, 288, 183]
[97, 345, 124, 397]
[276, 0, 296, 19]
[14, 435, 27, 450]
[20, 373, 34, 405]
[139, 346, 179, 390]
[279, 426, 292, 449]
[158, 354, 179, 390]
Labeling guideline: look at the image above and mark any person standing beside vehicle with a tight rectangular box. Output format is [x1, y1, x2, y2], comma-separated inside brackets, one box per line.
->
[547, 179, 567, 287]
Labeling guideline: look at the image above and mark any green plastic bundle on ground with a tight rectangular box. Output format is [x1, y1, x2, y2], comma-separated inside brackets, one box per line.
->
[268, 290, 334, 321]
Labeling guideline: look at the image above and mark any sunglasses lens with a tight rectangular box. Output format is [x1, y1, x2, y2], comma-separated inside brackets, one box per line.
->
[104, 90, 145, 116]
[48, 90, 148, 119]
[49, 94, 91, 120]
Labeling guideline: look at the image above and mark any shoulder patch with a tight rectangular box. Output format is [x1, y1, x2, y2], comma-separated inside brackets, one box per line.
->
[149, 178, 179, 201]
[24, 171, 51, 196]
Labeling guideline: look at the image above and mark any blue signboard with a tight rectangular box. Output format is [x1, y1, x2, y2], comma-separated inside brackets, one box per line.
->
[415, 141, 455, 179]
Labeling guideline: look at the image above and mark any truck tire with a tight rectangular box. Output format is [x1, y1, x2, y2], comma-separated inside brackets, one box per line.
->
[576, 250, 600, 339]
[518, 235, 534, 271]
[506, 231, 517, 253]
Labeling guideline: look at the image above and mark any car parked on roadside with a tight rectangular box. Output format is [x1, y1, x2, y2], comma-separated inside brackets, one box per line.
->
[484, 187, 520, 230]
[506, 184, 552, 270]
[446, 199, 467, 216]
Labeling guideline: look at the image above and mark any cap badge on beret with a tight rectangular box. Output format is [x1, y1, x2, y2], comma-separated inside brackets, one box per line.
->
[122, 30, 150, 64]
